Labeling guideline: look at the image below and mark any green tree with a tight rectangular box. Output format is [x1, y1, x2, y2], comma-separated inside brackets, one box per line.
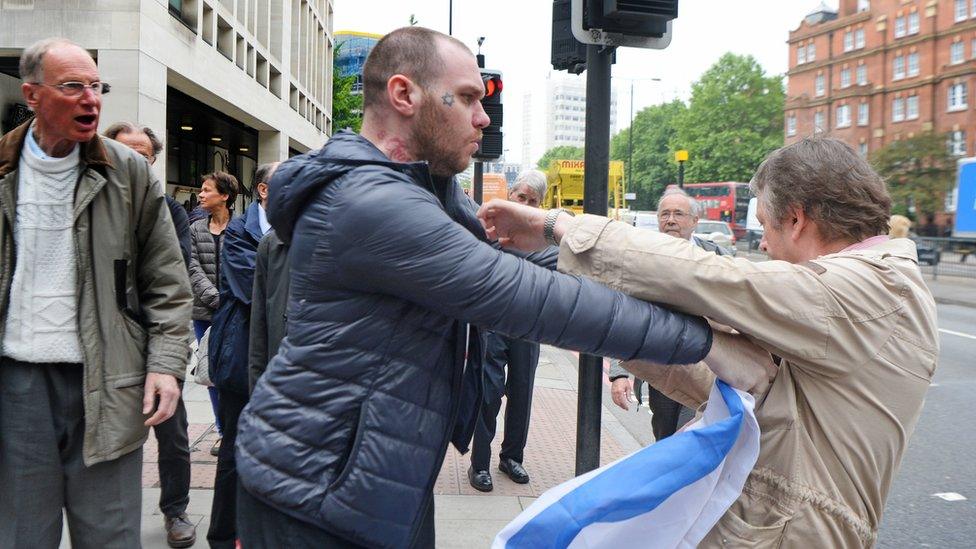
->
[671, 53, 785, 183]
[332, 44, 363, 133]
[536, 145, 584, 170]
[611, 99, 686, 210]
[871, 132, 954, 219]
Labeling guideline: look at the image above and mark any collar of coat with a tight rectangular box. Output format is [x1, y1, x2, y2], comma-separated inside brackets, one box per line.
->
[0, 118, 114, 179]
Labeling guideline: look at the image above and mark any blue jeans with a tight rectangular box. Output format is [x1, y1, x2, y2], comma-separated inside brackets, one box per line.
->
[194, 319, 222, 435]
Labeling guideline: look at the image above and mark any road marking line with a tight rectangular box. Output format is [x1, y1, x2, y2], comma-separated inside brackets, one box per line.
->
[939, 328, 976, 341]
[932, 492, 967, 502]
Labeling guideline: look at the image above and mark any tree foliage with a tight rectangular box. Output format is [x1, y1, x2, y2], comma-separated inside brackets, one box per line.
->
[536, 145, 584, 170]
[332, 44, 363, 134]
[871, 132, 954, 218]
[671, 53, 785, 183]
[610, 100, 686, 210]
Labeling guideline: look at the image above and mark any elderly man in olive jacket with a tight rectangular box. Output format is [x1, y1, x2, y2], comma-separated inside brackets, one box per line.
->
[0, 38, 191, 548]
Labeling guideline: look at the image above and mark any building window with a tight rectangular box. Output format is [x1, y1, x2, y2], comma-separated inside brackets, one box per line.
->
[948, 83, 968, 111]
[814, 111, 825, 133]
[841, 68, 852, 88]
[787, 114, 797, 136]
[949, 130, 967, 155]
[893, 56, 905, 80]
[892, 98, 906, 122]
[859, 142, 869, 156]
[797, 44, 807, 65]
[858, 103, 870, 125]
[858, 0, 870, 12]
[908, 12, 920, 34]
[907, 96, 919, 119]
[815, 74, 825, 96]
[894, 16, 906, 38]
[951, 41, 965, 64]
[807, 42, 816, 62]
[844, 31, 854, 52]
[956, 0, 968, 22]
[836, 105, 852, 128]
[856, 64, 868, 85]
[908, 52, 920, 77]
[855, 28, 866, 49]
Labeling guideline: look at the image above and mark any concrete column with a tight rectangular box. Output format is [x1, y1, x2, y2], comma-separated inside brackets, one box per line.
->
[259, 129, 289, 163]
[96, 49, 168, 183]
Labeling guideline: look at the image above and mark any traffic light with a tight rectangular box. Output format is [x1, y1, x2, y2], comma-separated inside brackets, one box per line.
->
[475, 69, 503, 161]
[567, 0, 679, 50]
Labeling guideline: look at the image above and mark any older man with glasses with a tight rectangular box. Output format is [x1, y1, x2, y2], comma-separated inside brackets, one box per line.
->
[0, 38, 192, 548]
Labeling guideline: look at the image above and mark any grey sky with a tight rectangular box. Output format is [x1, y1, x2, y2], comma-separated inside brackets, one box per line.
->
[334, 0, 838, 165]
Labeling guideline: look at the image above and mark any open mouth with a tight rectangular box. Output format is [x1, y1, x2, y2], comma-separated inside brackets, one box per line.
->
[75, 114, 97, 126]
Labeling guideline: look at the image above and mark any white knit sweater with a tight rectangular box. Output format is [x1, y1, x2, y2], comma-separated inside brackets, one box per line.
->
[2, 135, 84, 363]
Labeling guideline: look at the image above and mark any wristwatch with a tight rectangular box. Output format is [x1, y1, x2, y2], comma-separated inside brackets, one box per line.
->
[543, 209, 574, 246]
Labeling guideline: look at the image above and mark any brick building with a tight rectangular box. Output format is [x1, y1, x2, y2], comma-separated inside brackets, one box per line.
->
[785, 0, 976, 158]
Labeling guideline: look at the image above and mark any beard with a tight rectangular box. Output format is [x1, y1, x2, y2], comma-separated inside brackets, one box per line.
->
[411, 96, 475, 177]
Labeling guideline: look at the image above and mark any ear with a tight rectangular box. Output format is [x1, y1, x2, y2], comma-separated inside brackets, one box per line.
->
[257, 182, 269, 200]
[387, 74, 422, 117]
[21, 82, 40, 110]
[787, 205, 809, 242]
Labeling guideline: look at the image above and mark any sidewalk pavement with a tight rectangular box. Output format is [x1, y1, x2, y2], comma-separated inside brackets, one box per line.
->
[125, 345, 651, 549]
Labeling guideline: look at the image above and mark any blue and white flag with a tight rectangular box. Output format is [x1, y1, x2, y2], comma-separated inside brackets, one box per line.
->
[492, 380, 760, 549]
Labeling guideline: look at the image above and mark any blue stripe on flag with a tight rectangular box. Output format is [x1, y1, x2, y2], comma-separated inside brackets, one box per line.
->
[505, 382, 745, 548]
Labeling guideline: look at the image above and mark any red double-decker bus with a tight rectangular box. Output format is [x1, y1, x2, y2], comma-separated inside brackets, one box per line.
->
[682, 182, 752, 239]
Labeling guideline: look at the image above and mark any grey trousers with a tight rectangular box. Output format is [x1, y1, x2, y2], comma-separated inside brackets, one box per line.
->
[0, 358, 143, 549]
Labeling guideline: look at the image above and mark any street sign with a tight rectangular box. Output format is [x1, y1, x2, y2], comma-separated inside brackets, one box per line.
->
[955, 158, 976, 237]
[624, 192, 636, 200]
[481, 173, 509, 204]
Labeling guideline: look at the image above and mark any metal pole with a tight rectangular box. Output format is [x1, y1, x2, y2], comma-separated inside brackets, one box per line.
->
[677, 160, 685, 189]
[627, 80, 634, 202]
[473, 161, 484, 204]
[448, 0, 453, 35]
[576, 44, 613, 477]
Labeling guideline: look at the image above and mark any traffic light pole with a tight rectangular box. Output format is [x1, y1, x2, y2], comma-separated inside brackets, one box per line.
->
[577, 43, 613, 476]
[472, 51, 485, 204]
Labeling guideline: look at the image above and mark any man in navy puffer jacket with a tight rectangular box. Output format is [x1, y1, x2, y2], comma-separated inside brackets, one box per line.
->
[235, 27, 714, 549]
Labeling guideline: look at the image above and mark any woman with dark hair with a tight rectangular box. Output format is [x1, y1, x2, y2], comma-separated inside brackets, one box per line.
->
[189, 171, 239, 456]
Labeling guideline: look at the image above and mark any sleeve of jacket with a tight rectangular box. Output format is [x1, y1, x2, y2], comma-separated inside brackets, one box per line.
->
[607, 359, 629, 380]
[132, 169, 193, 379]
[166, 196, 192, 268]
[220, 218, 258, 305]
[621, 359, 714, 409]
[559, 215, 835, 371]
[330, 179, 712, 365]
[248, 234, 271, 393]
[189, 221, 220, 310]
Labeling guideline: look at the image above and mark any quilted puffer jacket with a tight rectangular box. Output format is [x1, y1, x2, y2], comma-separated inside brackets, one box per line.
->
[236, 131, 713, 548]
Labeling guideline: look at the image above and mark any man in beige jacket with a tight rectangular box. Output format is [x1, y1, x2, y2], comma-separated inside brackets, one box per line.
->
[478, 137, 938, 548]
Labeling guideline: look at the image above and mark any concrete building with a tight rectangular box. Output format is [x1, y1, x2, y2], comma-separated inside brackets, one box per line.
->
[786, 0, 976, 158]
[0, 0, 332, 204]
[335, 31, 381, 94]
[520, 74, 618, 170]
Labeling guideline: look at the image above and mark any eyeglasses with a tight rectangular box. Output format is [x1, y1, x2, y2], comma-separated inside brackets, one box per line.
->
[659, 210, 691, 221]
[30, 81, 111, 97]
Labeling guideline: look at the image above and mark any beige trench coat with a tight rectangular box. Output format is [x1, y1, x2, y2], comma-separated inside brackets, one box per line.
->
[558, 215, 939, 548]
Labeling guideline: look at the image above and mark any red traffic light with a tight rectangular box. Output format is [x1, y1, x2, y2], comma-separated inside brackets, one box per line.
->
[484, 76, 503, 98]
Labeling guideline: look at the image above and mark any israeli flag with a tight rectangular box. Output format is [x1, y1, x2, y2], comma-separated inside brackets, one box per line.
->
[492, 380, 760, 549]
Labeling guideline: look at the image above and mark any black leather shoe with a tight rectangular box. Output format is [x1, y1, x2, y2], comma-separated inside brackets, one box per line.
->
[467, 466, 493, 492]
[164, 513, 196, 548]
[498, 458, 530, 484]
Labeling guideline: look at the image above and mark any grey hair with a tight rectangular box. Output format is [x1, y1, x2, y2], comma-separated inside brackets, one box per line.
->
[510, 169, 548, 199]
[102, 122, 163, 155]
[656, 187, 700, 217]
[19, 37, 83, 82]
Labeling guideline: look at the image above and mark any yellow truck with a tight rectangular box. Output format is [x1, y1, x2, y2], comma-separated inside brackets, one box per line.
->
[543, 159, 627, 216]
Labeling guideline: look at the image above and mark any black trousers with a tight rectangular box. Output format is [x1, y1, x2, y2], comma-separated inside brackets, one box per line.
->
[471, 334, 540, 470]
[152, 382, 190, 518]
[647, 386, 695, 441]
[237, 483, 435, 548]
[207, 388, 249, 549]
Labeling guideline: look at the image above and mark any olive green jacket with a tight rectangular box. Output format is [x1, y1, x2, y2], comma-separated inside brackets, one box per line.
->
[559, 214, 938, 548]
[0, 121, 192, 466]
